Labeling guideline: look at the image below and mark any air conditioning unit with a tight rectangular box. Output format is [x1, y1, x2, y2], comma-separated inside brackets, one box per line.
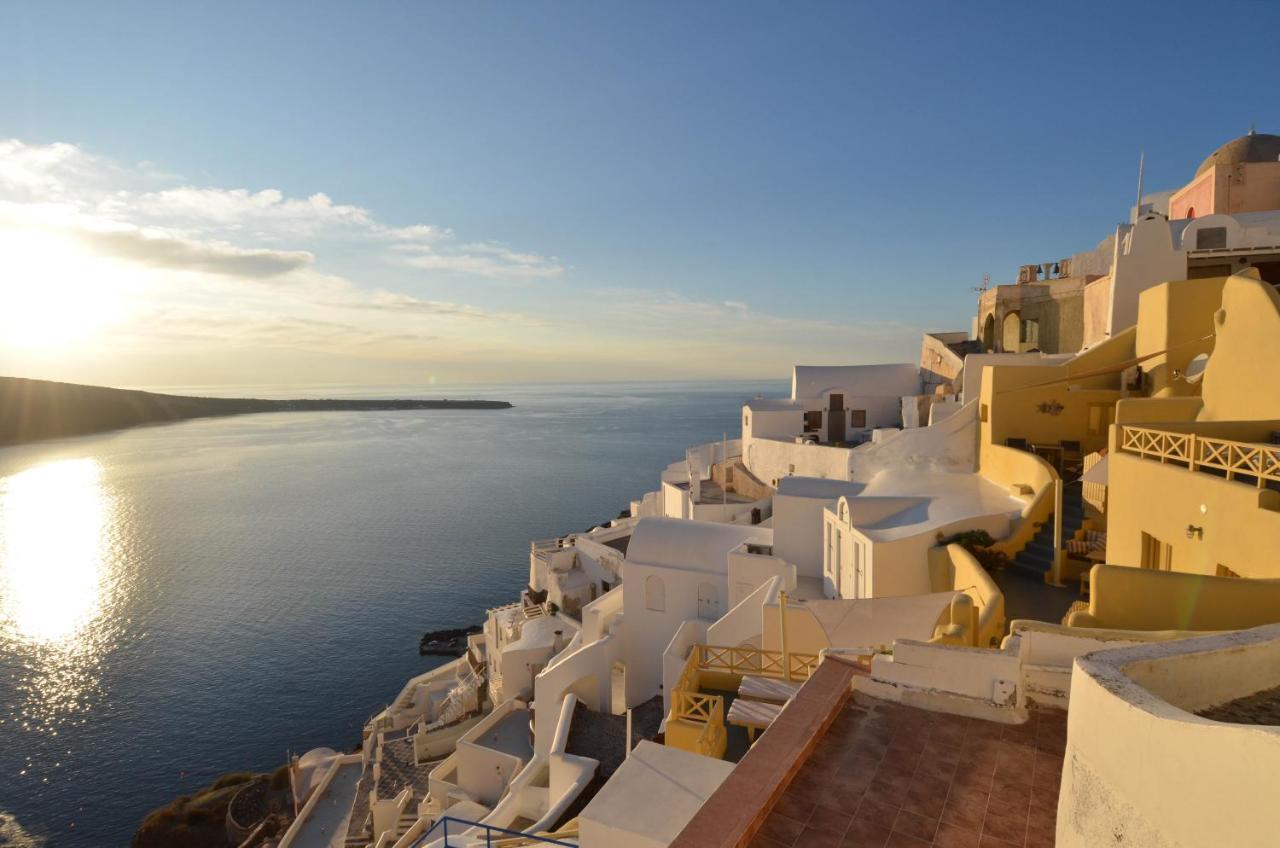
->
[795, 434, 819, 445]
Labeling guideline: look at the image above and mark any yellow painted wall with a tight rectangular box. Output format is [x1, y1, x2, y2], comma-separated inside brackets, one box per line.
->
[1199, 273, 1280, 421]
[928, 544, 1006, 647]
[1105, 450, 1280, 579]
[1134, 277, 1224, 398]
[1067, 564, 1280, 630]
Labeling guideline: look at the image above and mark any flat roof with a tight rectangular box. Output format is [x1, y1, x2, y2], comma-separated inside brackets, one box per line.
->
[580, 741, 735, 847]
[835, 470, 1025, 541]
[776, 476, 866, 500]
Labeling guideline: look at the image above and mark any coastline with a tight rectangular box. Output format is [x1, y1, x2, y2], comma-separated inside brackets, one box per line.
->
[0, 376, 512, 448]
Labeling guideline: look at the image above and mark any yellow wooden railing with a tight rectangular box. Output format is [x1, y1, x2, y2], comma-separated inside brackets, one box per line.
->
[666, 643, 824, 759]
[1120, 426, 1280, 488]
[698, 644, 821, 681]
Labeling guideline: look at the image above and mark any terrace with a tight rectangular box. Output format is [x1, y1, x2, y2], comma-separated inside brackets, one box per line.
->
[1118, 422, 1280, 489]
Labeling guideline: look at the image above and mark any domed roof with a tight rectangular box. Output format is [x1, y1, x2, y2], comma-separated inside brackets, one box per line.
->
[1197, 131, 1280, 175]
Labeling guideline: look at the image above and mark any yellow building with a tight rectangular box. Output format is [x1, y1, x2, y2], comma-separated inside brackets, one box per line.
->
[1106, 271, 1280, 578]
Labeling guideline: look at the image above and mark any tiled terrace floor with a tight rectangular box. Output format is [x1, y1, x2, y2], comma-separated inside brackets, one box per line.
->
[749, 693, 1066, 848]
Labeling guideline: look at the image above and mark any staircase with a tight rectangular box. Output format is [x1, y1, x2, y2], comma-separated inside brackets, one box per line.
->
[1011, 483, 1084, 581]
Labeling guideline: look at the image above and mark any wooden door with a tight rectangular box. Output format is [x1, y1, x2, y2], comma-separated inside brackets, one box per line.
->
[828, 393, 846, 443]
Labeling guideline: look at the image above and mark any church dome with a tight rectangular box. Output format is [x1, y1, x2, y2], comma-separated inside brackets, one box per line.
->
[1196, 131, 1280, 176]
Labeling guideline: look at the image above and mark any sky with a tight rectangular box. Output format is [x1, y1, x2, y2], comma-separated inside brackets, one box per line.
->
[1, 1, 1277, 389]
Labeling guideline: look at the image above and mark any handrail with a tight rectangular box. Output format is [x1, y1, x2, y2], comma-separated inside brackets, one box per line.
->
[1120, 425, 1280, 488]
[410, 815, 578, 847]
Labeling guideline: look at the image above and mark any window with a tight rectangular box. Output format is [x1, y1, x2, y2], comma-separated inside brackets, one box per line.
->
[696, 583, 720, 620]
[1196, 227, 1227, 250]
[849, 409, 867, 428]
[644, 575, 665, 612]
[803, 410, 822, 432]
[1140, 533, 1173, 571]
[1021, 318, 1039, 346]
[743, 413, 750, 428]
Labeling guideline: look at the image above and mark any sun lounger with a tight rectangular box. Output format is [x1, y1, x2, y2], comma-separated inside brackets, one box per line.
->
[737, 675, 802, 704]
[727, 697, 785, 741]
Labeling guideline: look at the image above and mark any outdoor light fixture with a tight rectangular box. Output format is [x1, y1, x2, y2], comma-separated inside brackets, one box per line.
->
[1186, 525, 1204, 540]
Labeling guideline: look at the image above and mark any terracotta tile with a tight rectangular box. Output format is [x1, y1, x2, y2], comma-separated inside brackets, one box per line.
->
[748, 833, 791, 848]
[885, 832, 932, 847]
[939, 790, 989, 832]
[978, 837, 1022, 848]
[984, 791, 1030, 824]
[1025, 820, 1055, 848]
[981, 810, 1028, 845]
[757, 811, 806, 845]
[773, 789, 816, 823]
[1029, 782, 1059, 811]
[855, 796, 902, 830]
[902, 779, 948, 819]
[842, 818, 891, 847]
[1026, 804, 1055, 832]
[951, 768, 995, 792]
[891, 809, 939, 842]
[871, 773, 913, 796]
[991, 770, 1034, 799]
[809, 803, 856, 836]
[798, 825, 846, 848]
[934, 822, 984, 848]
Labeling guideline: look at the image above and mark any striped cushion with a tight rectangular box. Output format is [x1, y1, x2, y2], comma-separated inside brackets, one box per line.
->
[1066, 539, 1091, 556]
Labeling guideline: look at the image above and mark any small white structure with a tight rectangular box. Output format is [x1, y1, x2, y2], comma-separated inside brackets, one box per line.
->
[822, 470, 1024, 599]
[742, 363, 923, 486]
[578, 741, 735, 848]
[621, 518, 772, 705]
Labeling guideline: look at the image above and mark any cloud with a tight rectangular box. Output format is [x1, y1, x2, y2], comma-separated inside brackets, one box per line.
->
[77, 226, 313, 278]
[1, 138, 563, 281]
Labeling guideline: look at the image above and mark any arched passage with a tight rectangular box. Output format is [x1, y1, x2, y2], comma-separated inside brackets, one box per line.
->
[1002, 312, 1021, 352]
[981, 314, 996, 351]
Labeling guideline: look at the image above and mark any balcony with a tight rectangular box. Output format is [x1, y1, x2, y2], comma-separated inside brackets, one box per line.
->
[1119, 425, 1280, 489]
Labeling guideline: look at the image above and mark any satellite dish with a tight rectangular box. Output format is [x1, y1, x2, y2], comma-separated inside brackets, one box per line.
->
[1184, 353, 1210, 384]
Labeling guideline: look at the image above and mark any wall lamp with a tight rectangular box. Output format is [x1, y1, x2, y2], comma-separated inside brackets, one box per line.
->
[1186, 525, 1204, 540]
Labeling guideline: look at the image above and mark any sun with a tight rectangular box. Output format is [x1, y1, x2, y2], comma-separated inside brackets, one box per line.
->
[0, 228, 130, 350]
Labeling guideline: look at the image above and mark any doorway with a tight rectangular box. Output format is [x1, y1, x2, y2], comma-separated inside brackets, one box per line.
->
[828, 393, 846, 443]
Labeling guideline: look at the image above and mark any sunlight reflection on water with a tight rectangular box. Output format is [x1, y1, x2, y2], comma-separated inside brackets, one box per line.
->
[0, 458, 131, 738]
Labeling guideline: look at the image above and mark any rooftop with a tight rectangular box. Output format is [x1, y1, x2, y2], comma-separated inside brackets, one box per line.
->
[1196, 131, 1280, 176]
[751, 694, 1064, 848]
[837, 470, 1026, 542]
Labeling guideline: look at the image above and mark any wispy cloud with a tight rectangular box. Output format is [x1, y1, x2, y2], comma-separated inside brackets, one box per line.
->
[0, 138, 563, 280]
[77, 226, 314, 279]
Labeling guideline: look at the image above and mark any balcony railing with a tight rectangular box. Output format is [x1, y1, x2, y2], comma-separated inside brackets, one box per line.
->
[1119, 425, 1280, 488]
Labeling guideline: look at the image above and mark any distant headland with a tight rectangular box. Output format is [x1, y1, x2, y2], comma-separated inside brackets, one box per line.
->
[0, 376, 512, 448]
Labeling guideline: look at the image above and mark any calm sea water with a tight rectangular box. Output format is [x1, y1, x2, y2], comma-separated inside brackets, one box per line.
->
[0, 380, 784, 847]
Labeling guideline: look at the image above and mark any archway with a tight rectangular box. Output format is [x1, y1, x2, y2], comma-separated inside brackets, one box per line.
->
[1002, 312, 1021, 352]
[981, 314, 996, 351]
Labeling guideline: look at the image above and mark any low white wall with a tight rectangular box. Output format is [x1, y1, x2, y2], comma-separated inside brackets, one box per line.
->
[744, 436, 855, 487]
[863, 639, 1022, 721]
[706, 576, 779, 649]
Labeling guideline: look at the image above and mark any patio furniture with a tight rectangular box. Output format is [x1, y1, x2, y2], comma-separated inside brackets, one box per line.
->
[1006, 437, 1029, 450]
[737, 675, 802, 705]
[727, 697, 785, 741]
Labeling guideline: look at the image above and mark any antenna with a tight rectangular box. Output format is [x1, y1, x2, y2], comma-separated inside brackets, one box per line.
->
[1183, 353, 1210, 385]
[970, 273, 991, 294]
[1134, 151, 1145, 219]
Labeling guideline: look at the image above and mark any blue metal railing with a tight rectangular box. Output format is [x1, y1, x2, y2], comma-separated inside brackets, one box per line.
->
[409, 815, 577, 847]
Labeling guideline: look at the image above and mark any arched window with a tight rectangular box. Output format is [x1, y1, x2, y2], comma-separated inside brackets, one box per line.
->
[644, 575, 665, 612]
[696, 583, 719, 620]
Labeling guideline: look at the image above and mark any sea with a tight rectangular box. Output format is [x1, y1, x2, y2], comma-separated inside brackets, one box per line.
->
[0, 379, 786, 847]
